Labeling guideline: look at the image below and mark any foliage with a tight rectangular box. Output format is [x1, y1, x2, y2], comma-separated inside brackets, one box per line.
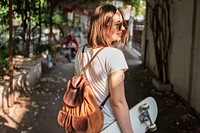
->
[34, 44, 55, 55]
[134, 0, 140, 15]
[0, 0, 146, 58]
[0, 29, 9, 48]
[0, 1, 9, 31]
[0, 48, 9, 70]
[0, 59, 8, 70]
[0, 2, 9, 69]
[131, 0, 145, 16]
[53, 10, 64, 25]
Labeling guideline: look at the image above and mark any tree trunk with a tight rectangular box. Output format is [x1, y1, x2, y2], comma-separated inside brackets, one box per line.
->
[48, 0, 53, 44]
[24, 0, 30, 57]
[38, 0, 42, 45]
[8, 0, 14, 107]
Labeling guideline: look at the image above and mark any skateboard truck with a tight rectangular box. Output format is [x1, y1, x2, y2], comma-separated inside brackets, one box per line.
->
[139, 103, 157, 132]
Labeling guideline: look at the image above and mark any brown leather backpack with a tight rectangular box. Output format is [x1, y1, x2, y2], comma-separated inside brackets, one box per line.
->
[57, 45, 110, 133]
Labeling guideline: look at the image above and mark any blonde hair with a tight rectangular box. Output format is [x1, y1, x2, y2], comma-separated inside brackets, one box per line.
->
[87, 5, 129, 48]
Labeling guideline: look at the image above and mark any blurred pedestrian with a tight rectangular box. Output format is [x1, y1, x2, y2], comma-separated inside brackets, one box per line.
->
[74, 4, 133, 133]
[64, 34, 79, 58]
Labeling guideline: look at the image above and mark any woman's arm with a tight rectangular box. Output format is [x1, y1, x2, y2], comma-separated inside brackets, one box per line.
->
[109, 70, 133, 133]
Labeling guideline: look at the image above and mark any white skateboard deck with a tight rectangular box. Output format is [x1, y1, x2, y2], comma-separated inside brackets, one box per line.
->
[101, 97, 158, 133]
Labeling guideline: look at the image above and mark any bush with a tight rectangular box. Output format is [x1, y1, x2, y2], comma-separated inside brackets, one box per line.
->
[34, 44, 55, 54]
[0, 48, 9, 71]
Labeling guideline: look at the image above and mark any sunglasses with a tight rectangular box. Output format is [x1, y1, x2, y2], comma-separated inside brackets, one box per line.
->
[115, 22, 123, 31]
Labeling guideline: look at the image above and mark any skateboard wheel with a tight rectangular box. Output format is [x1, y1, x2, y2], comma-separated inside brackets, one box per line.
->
[140, 103, 149, 110]
[148, 123, 157, 132]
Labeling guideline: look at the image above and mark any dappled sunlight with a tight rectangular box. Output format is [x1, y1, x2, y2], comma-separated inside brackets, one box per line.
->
[0, 97, 29, 130]
[13, 55, 42, 66]
[1, 0, 199, 132]
[1, 62, 73, 132]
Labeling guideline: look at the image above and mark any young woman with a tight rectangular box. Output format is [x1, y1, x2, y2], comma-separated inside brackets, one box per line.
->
[75, 4, 133, 133]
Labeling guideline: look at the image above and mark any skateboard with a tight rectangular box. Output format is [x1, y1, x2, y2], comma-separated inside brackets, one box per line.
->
[101, 97, 158, 133]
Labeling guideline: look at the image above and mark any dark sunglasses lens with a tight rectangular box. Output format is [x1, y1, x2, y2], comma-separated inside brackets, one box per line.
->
[118, 23, 123, 30]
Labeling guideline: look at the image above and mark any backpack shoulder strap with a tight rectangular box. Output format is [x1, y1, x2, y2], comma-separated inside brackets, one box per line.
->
[81, 44, 109, 109]
[81, 44, 104, 71]
[99, 93, 110, 109]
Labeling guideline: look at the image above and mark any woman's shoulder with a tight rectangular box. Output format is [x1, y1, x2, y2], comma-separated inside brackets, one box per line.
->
[100, 47, 125, 60]
[104, 47, 122, 53]
[102, 47, 124, 56]
[78, 45, 123, 55]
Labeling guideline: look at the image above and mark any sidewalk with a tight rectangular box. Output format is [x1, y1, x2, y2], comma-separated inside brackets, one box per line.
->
[1, 45, 200, 133]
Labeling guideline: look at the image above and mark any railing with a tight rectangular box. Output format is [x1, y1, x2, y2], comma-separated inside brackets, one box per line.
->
[132, 20, 144, 52]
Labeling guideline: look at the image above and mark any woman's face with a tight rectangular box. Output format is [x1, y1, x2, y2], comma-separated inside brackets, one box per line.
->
[107, 10, 125, 44]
